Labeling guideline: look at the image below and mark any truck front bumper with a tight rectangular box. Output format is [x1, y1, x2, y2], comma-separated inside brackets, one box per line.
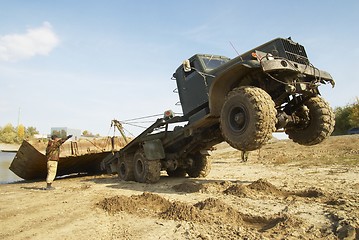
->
[260, 58, 335, 87]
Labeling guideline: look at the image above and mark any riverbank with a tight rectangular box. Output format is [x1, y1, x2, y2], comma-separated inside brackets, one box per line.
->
[0, 143, 20, 152]
[0, 151, 22, 184]
[0, 135, 358, 239]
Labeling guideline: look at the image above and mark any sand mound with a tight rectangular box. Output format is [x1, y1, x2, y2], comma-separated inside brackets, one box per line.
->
[173, 179, 326, 202]
[172, 180, 232, 194]
[242, 214, 288, 232]
[223, 183, 253, 198]
[223, 179, 288, 198]
[194, 198, 244, 225]
[99, 193, 290, 232]
[160, 201, 204, 222]
[98, 192, 171, 215]
[248, 179, 284, 195]
[194, 198, 228, 210]
[294, 187, 325, 198]
[172, 181, 202, 193]
[200, 181, 233, 193]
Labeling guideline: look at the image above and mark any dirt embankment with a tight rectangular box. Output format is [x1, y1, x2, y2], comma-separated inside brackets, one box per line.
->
[1, 135, 358, 239]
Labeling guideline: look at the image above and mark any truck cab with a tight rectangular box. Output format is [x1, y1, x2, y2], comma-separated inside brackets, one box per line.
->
[174, 54, 230, 123]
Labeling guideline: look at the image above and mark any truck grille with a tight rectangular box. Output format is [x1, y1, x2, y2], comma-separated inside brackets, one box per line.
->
[281, 39, 309, 65]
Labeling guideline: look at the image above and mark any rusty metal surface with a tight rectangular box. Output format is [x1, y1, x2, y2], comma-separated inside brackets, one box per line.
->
[9, 140, 111, 180]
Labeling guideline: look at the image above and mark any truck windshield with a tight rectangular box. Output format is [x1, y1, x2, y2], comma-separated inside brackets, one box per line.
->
[201, 56, 230, 70]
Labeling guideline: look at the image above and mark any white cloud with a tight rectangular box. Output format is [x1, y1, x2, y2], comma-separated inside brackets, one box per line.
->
[0, 22, 59, 62]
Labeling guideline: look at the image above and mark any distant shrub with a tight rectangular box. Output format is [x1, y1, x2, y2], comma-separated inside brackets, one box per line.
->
[0, 124, 17, 144]
[333, 98, 359, 135]
[0, 123, 39, 144]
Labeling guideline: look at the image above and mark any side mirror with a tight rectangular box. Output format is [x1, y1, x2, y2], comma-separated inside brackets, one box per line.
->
[182, 59, 191, 72]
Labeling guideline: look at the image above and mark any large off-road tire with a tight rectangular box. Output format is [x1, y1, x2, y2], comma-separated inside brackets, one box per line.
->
[220, 86, 277, 151]
[186, 152, 211, 178]
[133, 150, 161, 183]
[167, 168, 187, 177]
[117, 157, 135, 181]
[285, 96, 335, 145]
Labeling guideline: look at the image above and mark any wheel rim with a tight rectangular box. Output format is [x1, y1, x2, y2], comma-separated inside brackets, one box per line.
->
[135, 158, 144, 175]
[220, 86, 277, 151]
[285, 97, 335, 146]
[291, 106, 311, 130]
[119, 162, 126, 177]
[228, 104, 248, 133]
[186, 152, 210, 178]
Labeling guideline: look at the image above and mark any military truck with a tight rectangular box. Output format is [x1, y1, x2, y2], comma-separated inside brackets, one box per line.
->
[103, 37, 335, 183]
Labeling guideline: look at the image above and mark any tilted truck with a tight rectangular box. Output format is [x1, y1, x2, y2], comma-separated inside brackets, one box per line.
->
[103, 37, 335, 183]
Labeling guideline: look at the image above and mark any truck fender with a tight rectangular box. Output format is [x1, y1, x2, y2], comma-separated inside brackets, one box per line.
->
[208, 60, 260, 116]
[143, 139, 165, 160]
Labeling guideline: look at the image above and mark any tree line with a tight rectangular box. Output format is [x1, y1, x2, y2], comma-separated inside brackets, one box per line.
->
[0, 124, 39, 144]
[0, 123, 101, 144]
[333, 98, 359, 135]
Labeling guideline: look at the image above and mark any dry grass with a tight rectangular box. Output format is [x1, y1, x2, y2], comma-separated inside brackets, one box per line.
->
[212, 135, 359, 168]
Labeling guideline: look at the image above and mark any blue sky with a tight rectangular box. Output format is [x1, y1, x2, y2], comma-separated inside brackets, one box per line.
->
[1, 1, 358, 137]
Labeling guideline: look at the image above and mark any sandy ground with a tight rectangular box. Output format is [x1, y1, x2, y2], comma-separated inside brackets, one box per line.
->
[1, 135, 358, 240]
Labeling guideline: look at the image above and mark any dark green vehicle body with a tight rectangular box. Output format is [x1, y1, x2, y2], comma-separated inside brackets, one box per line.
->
[104, 37, 335, 183]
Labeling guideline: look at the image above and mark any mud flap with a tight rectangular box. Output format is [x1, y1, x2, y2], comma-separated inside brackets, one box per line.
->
[100, 153, 118, 173]
[143, 139, 165, 160]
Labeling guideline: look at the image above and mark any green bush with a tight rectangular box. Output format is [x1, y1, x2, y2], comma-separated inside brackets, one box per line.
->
[0, 123, 39, 144]
[333, 98, 359, 135]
